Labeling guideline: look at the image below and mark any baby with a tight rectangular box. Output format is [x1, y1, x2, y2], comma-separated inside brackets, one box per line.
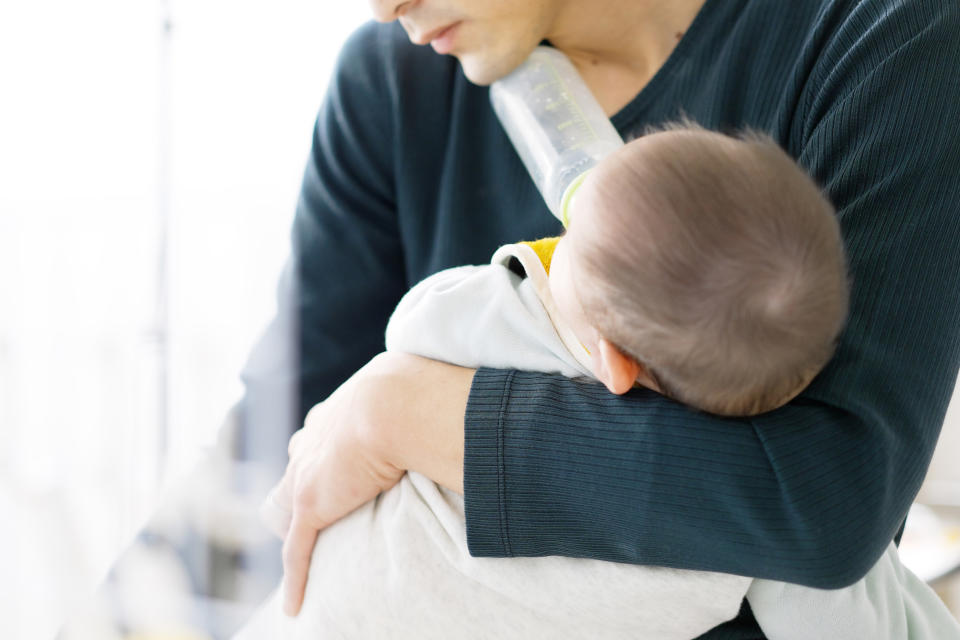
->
[517, 122, 848, 417]
[243, 125, 958, 639]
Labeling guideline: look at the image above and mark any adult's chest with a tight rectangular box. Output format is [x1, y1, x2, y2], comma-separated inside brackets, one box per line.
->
[394, 82, 564, 286]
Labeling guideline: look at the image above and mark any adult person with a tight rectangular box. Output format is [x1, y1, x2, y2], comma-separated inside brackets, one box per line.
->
[251, 0, 960, 637]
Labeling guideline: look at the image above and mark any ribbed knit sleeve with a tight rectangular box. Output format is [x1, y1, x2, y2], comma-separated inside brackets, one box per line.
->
[464, 0, 960, 593]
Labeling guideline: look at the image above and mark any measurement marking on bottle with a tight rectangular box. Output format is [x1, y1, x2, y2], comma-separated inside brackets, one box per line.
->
[532, 79, 562, 92]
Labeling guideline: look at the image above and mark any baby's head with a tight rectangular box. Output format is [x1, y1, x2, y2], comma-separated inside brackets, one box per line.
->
[549, 124, 849, 416]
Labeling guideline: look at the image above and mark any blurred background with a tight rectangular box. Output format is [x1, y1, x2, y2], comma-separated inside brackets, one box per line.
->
[1, 2, 959, 639]
[0, 1, 366, 637]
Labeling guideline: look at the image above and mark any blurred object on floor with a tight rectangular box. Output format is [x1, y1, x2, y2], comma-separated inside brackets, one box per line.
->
[903, 386, 960, 621]
[901, 503, 960, 585]
[58, 409, 283, 640]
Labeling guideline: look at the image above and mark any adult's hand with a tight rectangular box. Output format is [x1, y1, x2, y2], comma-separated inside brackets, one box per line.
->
[266, 351, 474, 616]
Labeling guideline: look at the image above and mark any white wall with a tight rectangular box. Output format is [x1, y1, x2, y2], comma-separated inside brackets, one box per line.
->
[0, 2, 368, 638]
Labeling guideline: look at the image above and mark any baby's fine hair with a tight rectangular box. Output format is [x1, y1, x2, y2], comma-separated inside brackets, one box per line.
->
[575, 123, 849, 416]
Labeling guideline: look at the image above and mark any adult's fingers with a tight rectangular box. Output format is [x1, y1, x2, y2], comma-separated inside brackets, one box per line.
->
[259, 485, 293, 539]
[288, 426, 306, 457]
[259, 460, 297, 536]
[282, 511, 320, 616]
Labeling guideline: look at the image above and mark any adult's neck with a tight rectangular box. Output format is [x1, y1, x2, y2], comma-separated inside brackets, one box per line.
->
[548, 0, 708, 115]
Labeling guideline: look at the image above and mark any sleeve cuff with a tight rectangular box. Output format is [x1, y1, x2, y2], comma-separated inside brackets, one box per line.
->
[463, 367, 515, 557]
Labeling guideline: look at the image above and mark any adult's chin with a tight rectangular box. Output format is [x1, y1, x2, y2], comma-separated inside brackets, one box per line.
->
[456, 48, 532, 86]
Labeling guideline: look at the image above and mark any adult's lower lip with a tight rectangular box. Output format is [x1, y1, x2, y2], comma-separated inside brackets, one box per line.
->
[430, 22, 460, 55]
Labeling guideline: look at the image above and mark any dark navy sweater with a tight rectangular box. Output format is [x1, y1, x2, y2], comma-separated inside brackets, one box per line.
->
[268, 0, 960, 636]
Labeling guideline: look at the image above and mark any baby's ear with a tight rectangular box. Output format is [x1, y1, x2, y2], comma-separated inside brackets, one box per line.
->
[594, 338, 642, 395]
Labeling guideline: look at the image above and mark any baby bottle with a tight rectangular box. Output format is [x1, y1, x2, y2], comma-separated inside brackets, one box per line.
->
[490, 46, 624, 227]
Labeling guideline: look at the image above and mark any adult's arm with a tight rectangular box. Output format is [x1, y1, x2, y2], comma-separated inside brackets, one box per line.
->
[463, 3, 960, 589]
